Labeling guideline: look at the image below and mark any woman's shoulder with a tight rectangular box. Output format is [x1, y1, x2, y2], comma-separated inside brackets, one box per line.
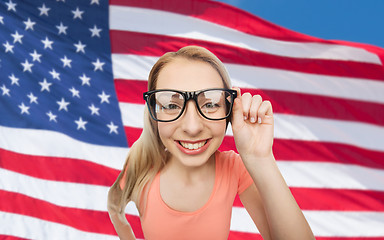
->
[216, 150, 242, 169]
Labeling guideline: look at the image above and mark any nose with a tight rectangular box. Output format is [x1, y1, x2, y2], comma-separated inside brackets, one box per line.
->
[180, 101, 204, 136]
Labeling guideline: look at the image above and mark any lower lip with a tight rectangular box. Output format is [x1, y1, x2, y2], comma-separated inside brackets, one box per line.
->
[175, 139, 211, 155]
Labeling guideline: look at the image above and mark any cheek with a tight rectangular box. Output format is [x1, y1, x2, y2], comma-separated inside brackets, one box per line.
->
[157, 122, 174, 143]
[210, 121, 227, 138]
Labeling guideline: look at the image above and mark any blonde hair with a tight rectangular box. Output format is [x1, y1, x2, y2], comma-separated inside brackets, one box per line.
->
[108, 46, 232, 214]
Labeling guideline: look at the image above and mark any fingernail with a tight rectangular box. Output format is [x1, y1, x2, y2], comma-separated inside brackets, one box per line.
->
[244, 116, 247, 120]
[250, 117, 256, 123]
[258, 117, 262, 123]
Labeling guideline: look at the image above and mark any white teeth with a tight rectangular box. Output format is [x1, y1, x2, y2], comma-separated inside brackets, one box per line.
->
[180, 141, 206, 150]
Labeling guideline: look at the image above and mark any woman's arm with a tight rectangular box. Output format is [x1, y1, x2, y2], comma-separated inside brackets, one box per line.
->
[232, 89, 315, 239]
[107, 186, 137, 240]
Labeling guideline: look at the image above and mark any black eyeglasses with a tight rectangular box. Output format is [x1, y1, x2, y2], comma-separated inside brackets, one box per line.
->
[143, 88, 237, 122]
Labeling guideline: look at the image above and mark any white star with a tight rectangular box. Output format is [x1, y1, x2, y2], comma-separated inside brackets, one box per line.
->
[3, 41, 14, 53]
[38, 4, 50, 16]
[60, 55, 72, 68]
[0, 16, 4, 24]
[1, 84, 10, 96]
[57, 98, 70, 111]
[79, 73, 91, 86]
[49, 69, 60, 80]
[92, 58, 105, 71]
[89, 25, 102, 37]
[11, 31, 23, 44]
[75, 117, 87, 130]
[56, 0, 65, 2]
[30, 50, 42, 62]
[6, 0, 17, 12]
[98, 91, 110, 104]
[23, 18, 36, 30]
[107, 121, 119, 134]
[39, 78, 52, 92]
[27, 92, 38, 104]
[74, 41, 86, 53]
[72, 7, 84, 20]
[18, 102, 30, 115]
[56, 22, 68, 35]
[46, 111, 57, 122]
[90, 0, 100, 5]
[9, 74, 19, 86]
[21, 59, 34, 73]
[69, 87, 80, 98]
[41, 37, 53, 49]
[88, 104, 100, 116]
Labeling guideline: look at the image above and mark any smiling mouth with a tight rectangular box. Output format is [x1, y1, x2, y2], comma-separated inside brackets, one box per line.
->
[179, 140, 208, 150]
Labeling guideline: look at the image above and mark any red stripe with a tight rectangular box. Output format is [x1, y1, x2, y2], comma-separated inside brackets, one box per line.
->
[115, 79, 384, 127]
[234, 188, 384, 211]
[0, 236, 29, 240]
[0, 148, 119, 186]
[0, 190, 144, 238]
[110, 30, 384, 81]
[110, 0, 327, 42]
[229, 231, 262, 240]
[123, 126, 384, 170]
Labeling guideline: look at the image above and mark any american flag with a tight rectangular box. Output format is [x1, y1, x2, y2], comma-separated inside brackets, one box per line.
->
[1, 0, 384, 239]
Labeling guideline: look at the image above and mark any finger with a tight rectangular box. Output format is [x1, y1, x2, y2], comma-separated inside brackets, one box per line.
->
[257, 100, 273, 124]
[231, 90, 244, 128]
[241, 92, 252, 120]
[249, 95, 262, 123]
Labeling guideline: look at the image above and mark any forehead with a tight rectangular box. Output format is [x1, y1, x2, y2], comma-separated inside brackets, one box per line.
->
[156, 58, 224, 91]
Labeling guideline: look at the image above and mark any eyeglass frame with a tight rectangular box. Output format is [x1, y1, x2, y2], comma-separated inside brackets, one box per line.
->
[143, 88, 238, 122]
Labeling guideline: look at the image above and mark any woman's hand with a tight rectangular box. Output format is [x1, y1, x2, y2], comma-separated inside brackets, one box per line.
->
[231, 88, 274, 162]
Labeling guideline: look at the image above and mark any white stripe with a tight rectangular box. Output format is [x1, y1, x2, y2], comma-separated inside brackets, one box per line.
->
[109, 6, 382, 64]
[119, 102, 384, 152]
[0, 125, 128, 170]
[231, 207, 384, 236]
[112, 54, 384, 104]
[0, 168, 108, 211]
[0, 212, 118, 240]
[278, 161, 384, 191]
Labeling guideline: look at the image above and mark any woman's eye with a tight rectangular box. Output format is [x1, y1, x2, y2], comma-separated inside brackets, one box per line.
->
[162, 103, 181, 110]
[202, 102, 219, 109]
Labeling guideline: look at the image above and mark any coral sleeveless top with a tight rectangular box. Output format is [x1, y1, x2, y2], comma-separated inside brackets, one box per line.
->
[140, 150, 253, 240]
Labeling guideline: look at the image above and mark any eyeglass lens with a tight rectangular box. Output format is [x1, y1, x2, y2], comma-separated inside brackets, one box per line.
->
[148, 90, 233, 121]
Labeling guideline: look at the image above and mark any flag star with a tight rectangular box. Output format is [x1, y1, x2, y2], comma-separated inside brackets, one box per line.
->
[57, 98, 70, 111]
[74, 41, 86, 53]
[3, 41, 14, 53]
[23, 18, 36, 30]
[41, 37, 53, 49]
[1, 84, 10, 96]
[75, 117, 87, 130]
[60, 55, 72, 68]
[98, 91, 110, 104]
[92, 58, 105, 71]
[90, 0, 100, 5]
[38, 4, 50, 16]
[30, 50, 42, 62]
[11, 31, 23, 44]
[88, 104, 100, 115]
[0, 16, 4, 24]
[39, 78, 52, 92]
[72, 7, 84, 20]
[107, 121, 119, 134]
[49, 69, 61, 80]
[18, 102, 30, 115]
[79, 73, 91, 86]
[21, 59, 34, 73]
[69, 87, 80, 98]
[27, 92, 38, 104]
[9, 74, 19, 86]
[6, 0, 17, 12]
[56, 22, 68, 35]
[57, 0, 65, 2]
[89, 25, 102, 37]
[46, 111, 58, 122]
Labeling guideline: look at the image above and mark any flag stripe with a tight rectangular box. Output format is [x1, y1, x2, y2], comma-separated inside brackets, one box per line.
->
[114, 79, 384, 126]
[109, 4, 382, 64]
[110, 30, 384, 81]
[112, 54, 384, 104]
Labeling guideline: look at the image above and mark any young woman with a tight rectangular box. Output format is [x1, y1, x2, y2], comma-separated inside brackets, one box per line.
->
[108, 46, 315, 240]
